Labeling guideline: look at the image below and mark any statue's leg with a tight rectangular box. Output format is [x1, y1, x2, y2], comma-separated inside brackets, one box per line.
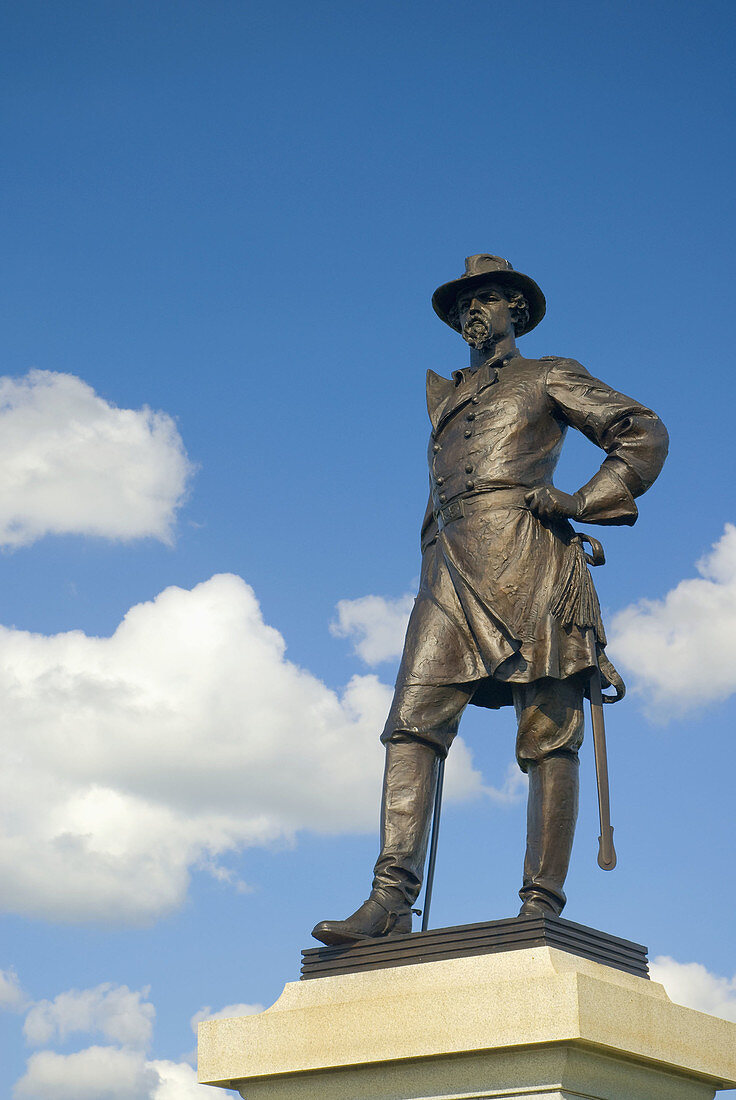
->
[371, 734, 440, 909]
[513, 675, 585, 918]
[311, 684, 471, 945]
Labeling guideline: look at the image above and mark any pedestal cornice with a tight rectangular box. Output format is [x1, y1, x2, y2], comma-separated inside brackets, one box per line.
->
[198, 945, 736, 1099]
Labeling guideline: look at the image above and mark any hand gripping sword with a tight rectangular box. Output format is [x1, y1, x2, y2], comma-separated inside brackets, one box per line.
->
[589, 665, 617, 870]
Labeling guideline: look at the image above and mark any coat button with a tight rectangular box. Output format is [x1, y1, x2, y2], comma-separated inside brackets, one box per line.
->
[439, 493, 447, 503]
[466, 411, 476, 420]
[436, 477, 444, 486]
[465, 464, 473, 473]
[464, 429, 472, 438]
[466, 480, 475, 490]
[432, 443, 440, 453]
[471, 395, 480, 404]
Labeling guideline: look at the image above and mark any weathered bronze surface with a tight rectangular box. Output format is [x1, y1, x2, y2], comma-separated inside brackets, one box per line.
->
[303, 914, 650, 981]
[312, 254, 668, 946]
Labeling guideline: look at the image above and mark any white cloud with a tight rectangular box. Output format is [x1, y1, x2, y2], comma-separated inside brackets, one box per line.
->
[0, 968, 28, 1012]
[328, 593, 526, 805]
[480, 760, 528, 805]
[190, 1003, 263, 1031]
[149, 1060, 213, 1099]
[0, 573, 487, 923]
[331, 593, 413, 665]
[0, 370, 192, 547]
[11, 976, 222, 1099]
[609, 523, 736, 716]
[13, 1048, 214, 1100]
[13, 1045, 159, 1100]
[23, 983, 154, 1049]
[651, 956, 736, 1022]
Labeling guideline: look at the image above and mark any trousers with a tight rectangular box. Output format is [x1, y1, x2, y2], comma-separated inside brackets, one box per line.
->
[381, 673, 585, 770]
[374, 674, 585, 914]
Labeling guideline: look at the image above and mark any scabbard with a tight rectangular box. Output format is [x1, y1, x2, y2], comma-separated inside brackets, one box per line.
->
[590, 666, 617, 870]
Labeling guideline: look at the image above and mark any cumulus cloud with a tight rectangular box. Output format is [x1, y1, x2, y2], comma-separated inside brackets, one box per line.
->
[331, 593, 413, 665]
[0, 968, 28, 1012]
[14, 1049, 214, 1100]
[13, 1045, 159, 1100]
[609, 524, 736, 716]
[12, 980, 243, 1100]
[482, 760, 527, 805]
[0, 573, 488, 923]
[13, 1050, 213, 1100]
[23, 983, 154, 1049]
[0, 370, 192, 547]
[149, 1060, 212, 1099]
[651, 956, 736, 1022]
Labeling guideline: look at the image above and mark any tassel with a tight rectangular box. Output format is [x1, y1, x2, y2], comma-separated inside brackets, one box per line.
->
[550, 537, 606, 643]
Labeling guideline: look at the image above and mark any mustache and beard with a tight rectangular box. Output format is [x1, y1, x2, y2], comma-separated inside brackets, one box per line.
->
[461, 311, 496, 351]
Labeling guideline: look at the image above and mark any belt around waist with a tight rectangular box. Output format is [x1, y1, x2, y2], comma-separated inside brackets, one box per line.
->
[434, 486, 529, 527]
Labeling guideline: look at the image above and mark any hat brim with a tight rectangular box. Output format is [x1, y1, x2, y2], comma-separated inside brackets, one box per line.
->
[432, 269, 546, 337]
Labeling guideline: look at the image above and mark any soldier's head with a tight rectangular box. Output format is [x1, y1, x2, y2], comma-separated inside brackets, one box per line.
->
[449, 281, 530, 352]
[432, 255, 545, 345]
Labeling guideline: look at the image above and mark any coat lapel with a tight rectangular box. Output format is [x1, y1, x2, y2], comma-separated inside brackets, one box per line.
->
[426, 360, 504, 435]
[426, 369, 457, 432]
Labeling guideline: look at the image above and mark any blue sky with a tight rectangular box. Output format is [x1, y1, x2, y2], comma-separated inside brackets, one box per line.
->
[1, 0, 735, 1094]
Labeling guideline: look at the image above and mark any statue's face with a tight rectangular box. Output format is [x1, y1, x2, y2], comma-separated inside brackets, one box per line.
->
[456, 281, 514, 349]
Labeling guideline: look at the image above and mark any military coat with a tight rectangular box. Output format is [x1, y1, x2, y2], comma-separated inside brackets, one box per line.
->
[393, 349, 668, 710]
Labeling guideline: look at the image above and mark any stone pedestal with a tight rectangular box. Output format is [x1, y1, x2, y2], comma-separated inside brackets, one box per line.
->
[198, 941, 736, 1099]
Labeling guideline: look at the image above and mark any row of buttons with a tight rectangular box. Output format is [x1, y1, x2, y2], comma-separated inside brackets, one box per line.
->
[438, 479, 475, 503]
[433, 397, 481, 503]
[438, 485, 475, 504]
[436, 461, 474, 486]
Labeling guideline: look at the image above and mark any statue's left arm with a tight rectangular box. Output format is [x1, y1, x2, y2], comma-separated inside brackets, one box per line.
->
[546, 358, 669, 526]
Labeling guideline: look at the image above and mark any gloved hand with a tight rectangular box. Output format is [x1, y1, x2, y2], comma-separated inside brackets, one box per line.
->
[524, 485, 581, 520]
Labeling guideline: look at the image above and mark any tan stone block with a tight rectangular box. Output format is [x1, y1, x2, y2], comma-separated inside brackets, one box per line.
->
[198, 947, 736, 1099]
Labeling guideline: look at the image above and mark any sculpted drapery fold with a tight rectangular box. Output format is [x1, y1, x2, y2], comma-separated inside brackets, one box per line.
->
[406, 352, 668, 712]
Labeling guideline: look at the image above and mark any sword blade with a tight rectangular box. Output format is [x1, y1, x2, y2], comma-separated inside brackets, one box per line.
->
[421, 756, 445, 931]
[590, 667, 617, 871]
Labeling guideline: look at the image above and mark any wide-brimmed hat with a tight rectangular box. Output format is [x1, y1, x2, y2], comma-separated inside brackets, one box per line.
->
[432, 254, 546, 336]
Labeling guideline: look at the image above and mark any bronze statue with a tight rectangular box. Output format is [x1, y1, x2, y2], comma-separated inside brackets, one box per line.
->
[312, 255, 668, 945]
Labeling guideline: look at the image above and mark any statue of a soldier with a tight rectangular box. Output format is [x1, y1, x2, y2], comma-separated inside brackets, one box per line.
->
[313, 254, 668, 945]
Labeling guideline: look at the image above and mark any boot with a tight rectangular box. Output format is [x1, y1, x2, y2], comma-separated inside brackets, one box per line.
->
[312, 738, 439, 945]
[310, 888, 412, 946]
[518, 752, 579, 918]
